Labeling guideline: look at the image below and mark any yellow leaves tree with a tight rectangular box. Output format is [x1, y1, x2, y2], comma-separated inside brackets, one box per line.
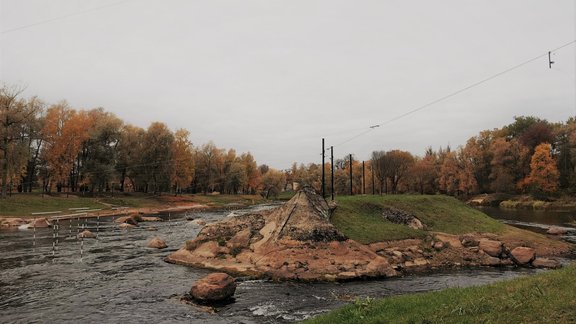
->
[522, 143, 559, 194]
[261, 168, 286, 199]
[240, 152, 260, 194]
[41, 102, 91, 192]
[171, 129, 194, 194]
[410, 153, 436, 194]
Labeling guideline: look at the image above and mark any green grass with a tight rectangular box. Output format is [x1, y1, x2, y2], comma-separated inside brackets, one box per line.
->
[331, 195, 506, 244]
[0, 193, 106, 217]
[304, 263, 576, 324]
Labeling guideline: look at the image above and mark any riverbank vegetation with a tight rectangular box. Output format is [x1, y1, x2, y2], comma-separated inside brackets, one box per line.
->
[304, 263, 576, 324]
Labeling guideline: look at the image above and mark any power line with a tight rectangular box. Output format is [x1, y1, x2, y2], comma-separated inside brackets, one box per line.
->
[1, 0, 134, 34]
[324, 40, 576, 153]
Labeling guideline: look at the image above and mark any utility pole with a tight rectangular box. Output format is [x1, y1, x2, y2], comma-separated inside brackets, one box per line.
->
[331, 146, 334, 201]
[349, 154, 353, 195]
[321, 138, 325, 199]
[371, 163, 375, 195]
[362, 161, 365, 195]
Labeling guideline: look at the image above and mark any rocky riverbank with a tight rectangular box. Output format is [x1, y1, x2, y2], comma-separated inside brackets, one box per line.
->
[167, 188, 573, 281]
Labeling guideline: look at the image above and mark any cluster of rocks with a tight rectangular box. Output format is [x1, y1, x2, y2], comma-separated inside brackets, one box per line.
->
[167, 187, 397, 281]
[370, 233, 562, 271]
[382, 207, 424, 230]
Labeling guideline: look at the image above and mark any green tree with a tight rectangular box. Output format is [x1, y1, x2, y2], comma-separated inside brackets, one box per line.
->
[116, 124, 145, 192]
[78, 108, 123, 193]
[140, 122, 174, 194]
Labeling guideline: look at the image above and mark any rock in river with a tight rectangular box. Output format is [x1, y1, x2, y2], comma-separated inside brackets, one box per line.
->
[147, 236, 168, 249]
[190, 273, 236, 302]
[78, 230, 97, 239]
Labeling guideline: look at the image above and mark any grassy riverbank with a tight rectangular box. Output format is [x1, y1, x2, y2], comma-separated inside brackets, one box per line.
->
[304, 262, 576, 323]
[331, 195, 506, 244]
[0, 192, 266, 217]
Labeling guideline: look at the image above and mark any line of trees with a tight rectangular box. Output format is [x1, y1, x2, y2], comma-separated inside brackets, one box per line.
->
[0, 85, 287, 198]
[2, 84, 572, 200]
[291, 115, 574, 198]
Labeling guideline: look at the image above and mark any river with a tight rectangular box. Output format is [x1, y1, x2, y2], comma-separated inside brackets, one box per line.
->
[0, 205, 562, 323]
[479, 207, 576, 242]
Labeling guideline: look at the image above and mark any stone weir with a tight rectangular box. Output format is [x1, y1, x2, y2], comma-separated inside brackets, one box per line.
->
[166, 187, 397, 281]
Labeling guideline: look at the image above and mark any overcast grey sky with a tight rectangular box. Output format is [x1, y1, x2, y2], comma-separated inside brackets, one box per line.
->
[1, 1, 575, 169]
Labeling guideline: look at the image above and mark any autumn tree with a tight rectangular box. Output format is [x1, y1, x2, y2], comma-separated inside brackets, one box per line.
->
[438, 151, 459, 195]
[489, 138, 529, 193]
[194, 142, 224, 194]
[521, 143, 560, 194]
[171, 129, 195, 194]
[261, 168, 286, 198]
[410, 151, 437, 194]
[240, 152, 260, 194]
[456, 147, 479, 195]
[0, 86, 43, 197]
[462, 130, 495, 192]
[41, 103, 91, 193]
[553, 119, 576, 190]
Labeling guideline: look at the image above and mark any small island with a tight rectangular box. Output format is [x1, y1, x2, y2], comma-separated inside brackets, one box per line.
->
[167, 187, 573, 281]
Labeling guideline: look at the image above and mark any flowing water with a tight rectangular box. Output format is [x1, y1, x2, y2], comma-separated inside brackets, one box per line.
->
[0, 205, 560, 323]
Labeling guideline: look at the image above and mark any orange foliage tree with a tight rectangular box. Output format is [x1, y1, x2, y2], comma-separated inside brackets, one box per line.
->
[521, 143, 559, 194]
[41, 103, 91, 192]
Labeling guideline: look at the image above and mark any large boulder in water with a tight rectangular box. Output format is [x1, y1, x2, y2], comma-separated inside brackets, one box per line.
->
[147, 236, 168, 249]
[167, 187, 397, 281]
[190, 273, 236, 302]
